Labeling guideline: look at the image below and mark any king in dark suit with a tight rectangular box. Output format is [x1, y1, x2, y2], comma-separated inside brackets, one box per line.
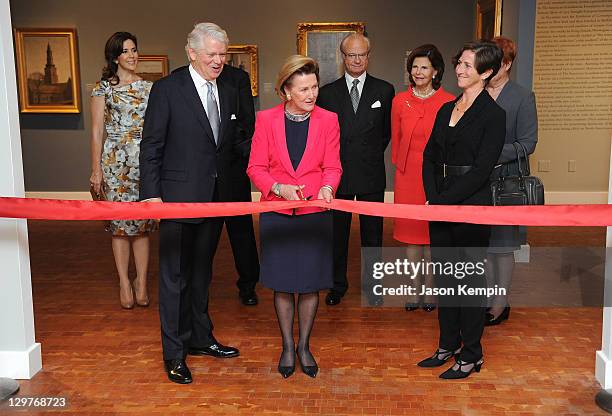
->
[317, 33, 394, 306]
[140, 22, 246, 384]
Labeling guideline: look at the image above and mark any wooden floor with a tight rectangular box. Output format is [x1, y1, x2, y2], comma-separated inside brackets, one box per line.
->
[5, 219, 608, 415]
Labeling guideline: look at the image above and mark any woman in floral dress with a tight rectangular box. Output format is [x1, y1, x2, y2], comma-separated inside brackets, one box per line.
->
[90, 32, 156, 309]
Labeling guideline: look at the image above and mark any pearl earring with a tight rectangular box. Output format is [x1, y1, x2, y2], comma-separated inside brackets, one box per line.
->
[287, 94, 291, 100]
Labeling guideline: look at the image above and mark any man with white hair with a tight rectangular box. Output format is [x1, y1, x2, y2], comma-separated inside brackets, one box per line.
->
[140, 22, 249, 384]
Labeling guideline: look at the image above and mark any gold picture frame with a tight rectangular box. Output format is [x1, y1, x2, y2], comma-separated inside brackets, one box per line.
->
[297, 22, 365, 87]
[13, 28, 81, 113]
[476, 0, 503, 40]
[226, 45, 259, 96]
[136, 55, 169, 82]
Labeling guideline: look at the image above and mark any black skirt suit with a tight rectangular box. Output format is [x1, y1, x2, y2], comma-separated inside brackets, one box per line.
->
[422, 89, 506, 362]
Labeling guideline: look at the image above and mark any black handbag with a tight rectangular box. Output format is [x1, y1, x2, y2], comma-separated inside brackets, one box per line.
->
[491, 142, 544, 206]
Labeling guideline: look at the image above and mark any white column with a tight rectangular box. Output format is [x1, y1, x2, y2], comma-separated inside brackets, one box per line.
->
[0, 0, 41, 379]
[596, 140, 612, 389]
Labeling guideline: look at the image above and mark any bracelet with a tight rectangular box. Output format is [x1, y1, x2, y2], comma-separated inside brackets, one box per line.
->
[321, 185, 334, 194]
[272, 183, 282, 197]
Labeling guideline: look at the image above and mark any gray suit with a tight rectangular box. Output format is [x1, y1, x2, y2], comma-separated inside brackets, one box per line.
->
[490, 80, 538, 251]
[496, 80, 538, 175]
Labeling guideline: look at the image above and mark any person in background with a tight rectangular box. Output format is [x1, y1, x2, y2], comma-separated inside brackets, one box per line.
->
[485, 36, 538, 326]
[169, 62, 261, 306]
[248, 55, 342, 378]
[391, 44, 454, 312]
[90, 31, 156, 310]
[419, 41, 505, 379]
[317, 33, 394, 306]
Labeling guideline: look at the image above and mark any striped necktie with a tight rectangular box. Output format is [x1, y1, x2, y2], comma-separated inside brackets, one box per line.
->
[206, 81, 220, 144]
[350, 79, 360, 113]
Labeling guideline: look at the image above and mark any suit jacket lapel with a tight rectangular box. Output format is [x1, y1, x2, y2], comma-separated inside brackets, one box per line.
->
[355, 74, 374, 119]
[272, 110, 297, 177]
[217, 79, 232, 148]
[335, 78, 356, 124]
[447, 90, 490, 144]
[178, 70, 216, 146]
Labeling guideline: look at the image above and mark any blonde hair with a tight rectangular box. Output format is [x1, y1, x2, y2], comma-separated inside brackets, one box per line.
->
[275, 55, 319, 101]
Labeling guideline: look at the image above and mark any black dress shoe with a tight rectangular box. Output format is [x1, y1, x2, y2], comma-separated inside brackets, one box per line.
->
[240, 291, 258, 306]
[164, 359, 192, 384]
[189, 342, 240, 358]
[485, 306, 510, 326]
[325, 292, 342, 306]
[439, 358, 484, 379]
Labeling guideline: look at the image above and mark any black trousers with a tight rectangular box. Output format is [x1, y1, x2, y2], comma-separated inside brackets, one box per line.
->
[224, 214, 259, 295]
[429, 221, 490, 363]
[158, 191, 224, 361]
[332, 191, 384, 296]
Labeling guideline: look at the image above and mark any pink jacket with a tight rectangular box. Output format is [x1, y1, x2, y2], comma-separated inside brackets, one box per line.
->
[247, 104, 342, 215]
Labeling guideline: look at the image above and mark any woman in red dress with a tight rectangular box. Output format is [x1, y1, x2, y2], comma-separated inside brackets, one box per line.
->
[391, 44, 454, 311]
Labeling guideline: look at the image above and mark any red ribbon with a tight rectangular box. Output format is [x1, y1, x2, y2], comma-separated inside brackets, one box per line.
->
[0, 197, 610, 226]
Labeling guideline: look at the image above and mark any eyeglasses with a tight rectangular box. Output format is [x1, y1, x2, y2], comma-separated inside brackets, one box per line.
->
[343, 52, 369, 60]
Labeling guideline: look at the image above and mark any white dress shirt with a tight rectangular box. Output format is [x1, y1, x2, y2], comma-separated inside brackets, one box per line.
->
[344, 71, 367, 97]
[189, 64, 220, 118]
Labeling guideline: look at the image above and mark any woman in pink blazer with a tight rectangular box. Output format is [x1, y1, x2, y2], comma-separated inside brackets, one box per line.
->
[247, 55, 342, 379]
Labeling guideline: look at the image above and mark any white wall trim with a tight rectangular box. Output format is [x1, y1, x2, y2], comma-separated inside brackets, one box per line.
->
[0, 343, 41, 379]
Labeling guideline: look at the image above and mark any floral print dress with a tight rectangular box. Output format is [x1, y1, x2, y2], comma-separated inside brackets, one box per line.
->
[91, 79, 156, 236]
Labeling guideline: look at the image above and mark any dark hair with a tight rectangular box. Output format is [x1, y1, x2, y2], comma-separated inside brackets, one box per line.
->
[406, 44, 445, 90]
[452, 40, 503, 86]
[102, 32, 138, 85]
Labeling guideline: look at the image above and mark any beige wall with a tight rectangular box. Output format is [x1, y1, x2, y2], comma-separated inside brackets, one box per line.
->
[10, 0, 474, 191]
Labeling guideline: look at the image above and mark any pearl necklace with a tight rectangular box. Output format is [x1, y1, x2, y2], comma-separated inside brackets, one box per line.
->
[412, 86, 435, 99]
[284, 107, 311, 122]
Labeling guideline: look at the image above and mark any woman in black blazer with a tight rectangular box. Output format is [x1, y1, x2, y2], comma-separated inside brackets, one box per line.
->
[418, 41, 505, 379]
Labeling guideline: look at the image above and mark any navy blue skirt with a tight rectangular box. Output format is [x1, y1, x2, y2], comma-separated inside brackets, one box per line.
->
[259, 211, 333, 293]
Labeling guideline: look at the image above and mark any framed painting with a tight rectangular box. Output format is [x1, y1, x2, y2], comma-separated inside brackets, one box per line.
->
[226, 44, 259, 96]
[476, 0, 503, 40]
[296, 22, 365, 87]
[13, 28, 81, 113]
[136, 55, 169, 82]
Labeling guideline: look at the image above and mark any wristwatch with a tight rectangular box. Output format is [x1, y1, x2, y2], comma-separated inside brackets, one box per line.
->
[272, 183, 281, 197]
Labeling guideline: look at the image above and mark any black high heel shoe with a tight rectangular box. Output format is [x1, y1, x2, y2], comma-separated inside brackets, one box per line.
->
[485, 306, 510, 326]
[439, 358, 484, 379]
[296, 348, 318, 378]
[422, 304, 436, 312]
[277, 350, 295, 379]
[417, 347, 461, 368]
[405, 302, 419, 311]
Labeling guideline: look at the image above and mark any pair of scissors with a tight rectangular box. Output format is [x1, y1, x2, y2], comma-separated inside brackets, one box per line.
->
[296, 188, 311, 201]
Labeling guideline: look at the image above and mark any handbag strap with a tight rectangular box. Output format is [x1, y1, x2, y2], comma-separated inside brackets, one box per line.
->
[512, 142, 529, 177]
[517, 141, 531, 175]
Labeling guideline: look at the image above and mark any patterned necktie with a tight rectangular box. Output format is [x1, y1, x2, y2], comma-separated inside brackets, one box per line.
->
[206, 81, 220, 144]
[350, 78, 360, 113]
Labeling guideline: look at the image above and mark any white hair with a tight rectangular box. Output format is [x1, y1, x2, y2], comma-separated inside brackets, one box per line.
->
[340, 33, 370, 54]
[185, 22, 229, 58]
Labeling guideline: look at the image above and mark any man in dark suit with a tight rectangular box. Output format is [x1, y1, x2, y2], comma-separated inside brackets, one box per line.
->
[317, 33, 394, 306]
[169, 63, 260, 306]
[217, 64, 260, 306]
[140, 22, 246, 384]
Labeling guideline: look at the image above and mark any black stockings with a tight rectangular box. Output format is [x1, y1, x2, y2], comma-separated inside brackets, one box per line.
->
[274, 291, 319, 367]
